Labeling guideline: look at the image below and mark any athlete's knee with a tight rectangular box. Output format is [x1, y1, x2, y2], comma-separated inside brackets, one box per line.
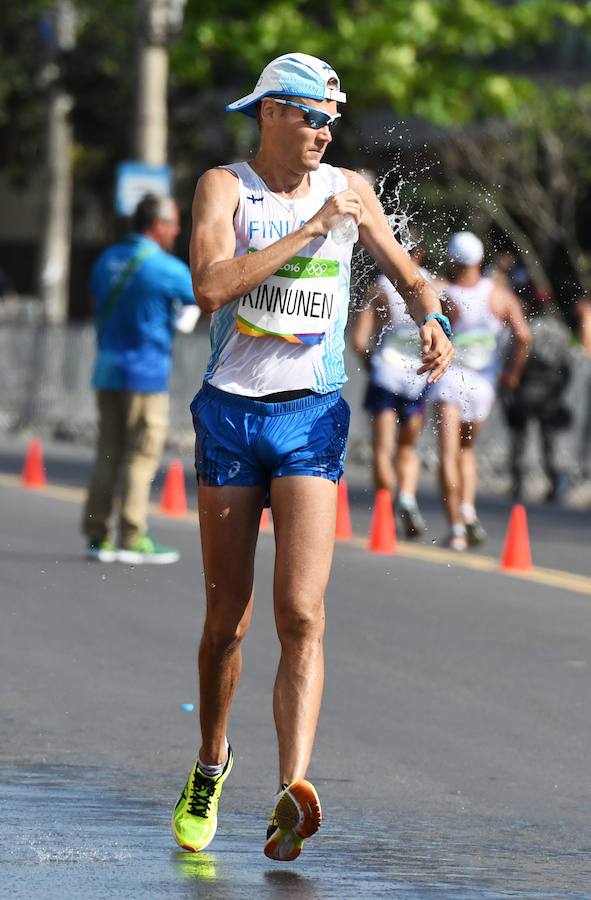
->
[202, 611, 250, 654]
[397, 441, 416, 461]
[276, 601, 325, 646]
[374, 445, 393, 467]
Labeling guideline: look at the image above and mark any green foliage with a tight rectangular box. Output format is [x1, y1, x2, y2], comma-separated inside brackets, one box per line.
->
[174, 0, 591, 123]
[0, 3, 50, 178]
[61, 2, 135, 189]
[1, 0, 591, 194]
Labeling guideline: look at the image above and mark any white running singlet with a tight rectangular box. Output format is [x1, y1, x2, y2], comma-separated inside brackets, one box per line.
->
[369, 274, 428, 400]
[204, 162, 353, 396]
[447, 277, 502, 373]
[430, 277, 503, 422]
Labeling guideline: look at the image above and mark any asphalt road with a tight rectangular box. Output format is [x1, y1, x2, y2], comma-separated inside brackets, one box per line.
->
[2, 441, 591, 898]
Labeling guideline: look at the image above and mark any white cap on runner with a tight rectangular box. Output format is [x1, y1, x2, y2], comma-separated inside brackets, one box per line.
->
[447, 232, 485, 266]
[226, 52, 346, 118]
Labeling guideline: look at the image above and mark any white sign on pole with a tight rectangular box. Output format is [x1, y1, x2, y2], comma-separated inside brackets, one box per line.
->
[115, 161, 173, 216]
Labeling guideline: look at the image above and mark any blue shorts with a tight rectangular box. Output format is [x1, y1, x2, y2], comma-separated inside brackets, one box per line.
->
[363, 382, 426, 421]
[191, 382, 350, 499]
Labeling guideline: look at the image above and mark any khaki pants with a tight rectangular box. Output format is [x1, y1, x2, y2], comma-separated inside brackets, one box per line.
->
[82, 390, 169, 547]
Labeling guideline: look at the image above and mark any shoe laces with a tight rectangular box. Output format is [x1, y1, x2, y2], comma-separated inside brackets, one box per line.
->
[187, 769, 217, 818]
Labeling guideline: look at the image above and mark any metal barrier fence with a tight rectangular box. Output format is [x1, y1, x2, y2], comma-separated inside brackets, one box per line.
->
[1, 317, 589, 499]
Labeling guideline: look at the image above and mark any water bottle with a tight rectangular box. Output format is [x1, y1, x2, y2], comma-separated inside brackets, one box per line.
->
[329, 215, 359, 245]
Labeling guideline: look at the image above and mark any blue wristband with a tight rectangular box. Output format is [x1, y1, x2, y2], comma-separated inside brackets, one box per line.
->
[420, 312, 452, 338]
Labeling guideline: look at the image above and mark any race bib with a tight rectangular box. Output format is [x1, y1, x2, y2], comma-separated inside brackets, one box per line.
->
[455, 331, 497, 371]
[236, 251, 340, 345]
[379, 331, 422, 370]
[372, 332, 427, 399]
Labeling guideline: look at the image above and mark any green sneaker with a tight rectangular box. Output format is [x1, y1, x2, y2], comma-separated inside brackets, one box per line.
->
[172, 746, 234, 852]
[86, 538, 117, 563]
[117, 534, 180, 565]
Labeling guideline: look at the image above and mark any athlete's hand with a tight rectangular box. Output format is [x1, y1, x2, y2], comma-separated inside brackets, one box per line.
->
[417, 320, 454, 383]
[309, 190, 363, 237]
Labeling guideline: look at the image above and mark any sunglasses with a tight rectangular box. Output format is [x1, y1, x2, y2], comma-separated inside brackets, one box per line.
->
[271, 98, 341, 131]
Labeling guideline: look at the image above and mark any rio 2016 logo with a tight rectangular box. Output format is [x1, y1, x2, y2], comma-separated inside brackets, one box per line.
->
[279, 259, 331, 277]
[304, 262, 328, 277]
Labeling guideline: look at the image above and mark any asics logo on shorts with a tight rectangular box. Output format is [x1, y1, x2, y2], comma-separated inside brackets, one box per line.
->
[227, 461, 241, 479]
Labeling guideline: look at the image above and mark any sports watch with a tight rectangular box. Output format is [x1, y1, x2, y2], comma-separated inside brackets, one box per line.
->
[420, 312, 452, 338]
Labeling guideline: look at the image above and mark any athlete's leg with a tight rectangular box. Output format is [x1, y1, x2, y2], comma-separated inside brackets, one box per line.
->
[509, 422, 527, 499]
[437, 401, 462, 527]
[270, 475, 337, 786]
[458, 420, 483, 511]
[371, 408, 397, 495]
[197, 483, 265, 765]
[396, 412, 423, 497]
[540, 419, 562, 500]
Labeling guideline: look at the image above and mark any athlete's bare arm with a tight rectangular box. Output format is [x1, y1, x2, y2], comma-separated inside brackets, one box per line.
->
[576, 297, 591, 356]
[441, 295, 460, 326]
[190, 169, 362, 312]
[343, 169, 453, 382]
[351, 283, 390, 367]
[491, 287, 532, 389]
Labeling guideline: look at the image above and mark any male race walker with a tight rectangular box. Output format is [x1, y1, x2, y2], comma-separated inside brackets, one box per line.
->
[172, 52, 454, 861]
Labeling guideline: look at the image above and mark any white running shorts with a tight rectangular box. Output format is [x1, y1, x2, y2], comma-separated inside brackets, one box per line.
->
[430, 364, 496, 423]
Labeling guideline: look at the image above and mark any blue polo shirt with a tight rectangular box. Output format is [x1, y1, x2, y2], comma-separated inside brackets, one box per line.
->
[90, 234, 195, 393]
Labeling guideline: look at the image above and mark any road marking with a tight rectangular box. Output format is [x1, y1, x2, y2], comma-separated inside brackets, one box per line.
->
[1, 473, 590, 596]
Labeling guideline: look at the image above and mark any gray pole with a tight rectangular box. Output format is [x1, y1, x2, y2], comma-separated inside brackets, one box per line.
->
[38, 2, 76, 324]
[134, 0, 170, 165]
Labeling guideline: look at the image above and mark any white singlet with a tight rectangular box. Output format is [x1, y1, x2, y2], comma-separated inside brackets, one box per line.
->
[204, 162, 353, 396]
[369, 274, 429, 400]
[431, 277, 502, 422]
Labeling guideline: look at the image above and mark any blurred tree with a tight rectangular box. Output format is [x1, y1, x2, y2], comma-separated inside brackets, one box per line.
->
[173, 0, 591, 122]
[2, 0, 591, 187]
[1, 0, 591, 315]
[0, 3, 50, 182]
[0, 1, 133, 193]
[434, 86, 591, 308]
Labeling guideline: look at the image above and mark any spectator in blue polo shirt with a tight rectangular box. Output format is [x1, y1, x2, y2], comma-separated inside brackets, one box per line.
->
[83, 193, 198, 564]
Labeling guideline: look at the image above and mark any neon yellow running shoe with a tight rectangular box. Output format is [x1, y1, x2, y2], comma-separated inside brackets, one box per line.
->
[264, 779, 322, 862]
[172, 746, 233, 852]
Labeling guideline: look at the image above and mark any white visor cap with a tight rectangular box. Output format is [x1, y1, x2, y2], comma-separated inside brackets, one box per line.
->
[226, 52, 346, 118]
[447, 231, 485, 266]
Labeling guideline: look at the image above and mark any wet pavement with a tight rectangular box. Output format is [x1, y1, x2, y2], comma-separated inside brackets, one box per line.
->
[2, 455, 591, 898]
[3, 766, 590, 899]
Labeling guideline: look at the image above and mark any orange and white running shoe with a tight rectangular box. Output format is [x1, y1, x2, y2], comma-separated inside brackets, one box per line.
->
[264, 779, 322, 862]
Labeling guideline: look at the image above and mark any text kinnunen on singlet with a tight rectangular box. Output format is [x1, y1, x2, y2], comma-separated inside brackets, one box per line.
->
[242, 283, 334, 319]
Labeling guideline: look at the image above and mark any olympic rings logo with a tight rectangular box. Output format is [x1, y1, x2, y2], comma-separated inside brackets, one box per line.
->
[304, 262, 329, 277]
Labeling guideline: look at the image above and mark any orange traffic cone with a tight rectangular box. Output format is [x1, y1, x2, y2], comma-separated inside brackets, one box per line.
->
[159, 459, 187, 516]
[260, 507, 271, 530]
[335, 479, 352, 540]
[500, 504, 532, 572]
[21, 438, 47, 489]
[368, 489, 397, 554]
